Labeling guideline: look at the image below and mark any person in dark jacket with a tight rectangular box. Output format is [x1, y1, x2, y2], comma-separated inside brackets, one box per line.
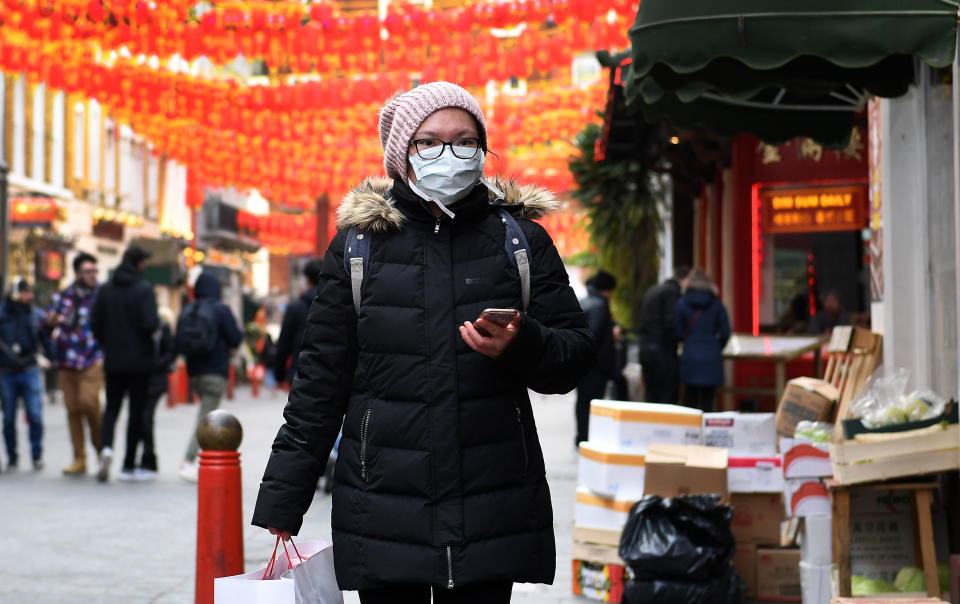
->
[638, 266, 690, 403]
[575, 270, 618, 447]
[0, 280, 46, 471]
[252, 82, 595, 603]
[675, 269, 731, 412]
[90, 244, 159, 482]
[123, 307, 176, 481]
[273, 258, 322, 385]
[177, 271, 243, 482]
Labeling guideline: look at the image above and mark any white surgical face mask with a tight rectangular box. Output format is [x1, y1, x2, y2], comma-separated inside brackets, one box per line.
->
[408, 147, 486, 218]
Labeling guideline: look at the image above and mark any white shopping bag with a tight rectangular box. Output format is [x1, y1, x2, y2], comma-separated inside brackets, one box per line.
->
[214, 567, 294, 604]
[213, 538, 342, 604]
[283, 542, 342, 604]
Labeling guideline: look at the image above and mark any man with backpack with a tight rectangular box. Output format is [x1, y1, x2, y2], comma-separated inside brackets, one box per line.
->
[90, 245, 159, 482]
[176, 270, 243, 482]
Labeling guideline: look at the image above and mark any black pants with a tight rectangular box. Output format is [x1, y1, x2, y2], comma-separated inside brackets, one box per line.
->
[358, 581, 512, 604]
[684, 384, 716, 413]
[640, 353, 678, 404]
[102, 372, 149, 470]
[139, 389, 164, 471]
[575, 371, 607, 447]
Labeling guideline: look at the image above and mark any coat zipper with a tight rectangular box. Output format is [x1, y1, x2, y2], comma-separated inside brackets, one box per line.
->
[434, 217, 441, 234]
[446, 545, 455, 589]
[517, 406, 529, 477]
[360, 408, 372, 482]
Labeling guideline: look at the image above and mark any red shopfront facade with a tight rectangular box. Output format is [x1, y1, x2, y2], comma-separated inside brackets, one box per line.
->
[692, 129, 868, 408]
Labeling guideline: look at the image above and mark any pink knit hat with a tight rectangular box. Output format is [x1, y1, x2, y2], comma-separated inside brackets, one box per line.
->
[378, 82, 487, 183]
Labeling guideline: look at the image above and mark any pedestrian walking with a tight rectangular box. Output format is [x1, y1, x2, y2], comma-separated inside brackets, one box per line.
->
[252, 82, 595, 603]
[638, 266, 690, 403]
[45, 252, 104, 476]
[126, 307, 176, 482]
[90, 245, 159, 482]
[575, 270, 618, 447]
[0, 279, 47, 471]
[273, 258, 322, 386]
[176, 271, 243, 482]
[675, 269, 731, 413]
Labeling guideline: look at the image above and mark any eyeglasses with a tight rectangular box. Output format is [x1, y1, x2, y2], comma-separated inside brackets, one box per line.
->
[409, 137, 482, 160]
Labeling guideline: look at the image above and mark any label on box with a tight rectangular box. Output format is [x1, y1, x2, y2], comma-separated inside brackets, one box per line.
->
[703, 412, 777, 456]
[850, 513, 916, 583]
[572, 560, 628, 602]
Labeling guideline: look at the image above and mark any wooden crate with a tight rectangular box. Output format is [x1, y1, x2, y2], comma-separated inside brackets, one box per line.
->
[829, 425, 959, 485]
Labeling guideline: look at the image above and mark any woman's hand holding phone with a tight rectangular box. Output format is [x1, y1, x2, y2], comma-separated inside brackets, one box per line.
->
[459, 308, 520, 358]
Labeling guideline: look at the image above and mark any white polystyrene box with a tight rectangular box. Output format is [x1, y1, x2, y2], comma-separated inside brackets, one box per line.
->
[578, 441, 646, 501]
[728, 456, 785, 493]
[574, 486, 633, 532]
[587, 400, 703, 452]
[703, 412, 777, 456]
[799, 561, 834, 604]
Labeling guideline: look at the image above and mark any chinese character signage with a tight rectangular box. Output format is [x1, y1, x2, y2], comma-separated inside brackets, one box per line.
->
[759, 183, 868, 234]
[10, 197, 58, 226]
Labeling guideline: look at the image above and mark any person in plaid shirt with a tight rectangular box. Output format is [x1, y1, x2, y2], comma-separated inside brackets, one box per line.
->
[45, 252, 103, 476]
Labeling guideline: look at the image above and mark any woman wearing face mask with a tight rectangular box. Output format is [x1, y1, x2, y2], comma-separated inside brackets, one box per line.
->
[252, 82, 596, 603]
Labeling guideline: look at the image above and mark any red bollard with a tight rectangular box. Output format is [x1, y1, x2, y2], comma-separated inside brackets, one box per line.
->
[195, 410, 244, 604]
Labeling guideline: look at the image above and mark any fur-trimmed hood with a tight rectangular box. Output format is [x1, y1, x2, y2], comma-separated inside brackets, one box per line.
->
[335, 177, 560, 232]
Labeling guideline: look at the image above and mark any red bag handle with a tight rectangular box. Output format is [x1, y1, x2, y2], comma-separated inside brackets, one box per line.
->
[261, 535, 303, 580]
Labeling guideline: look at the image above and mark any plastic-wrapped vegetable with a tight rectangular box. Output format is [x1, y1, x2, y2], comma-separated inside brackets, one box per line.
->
[618, 495, 735, 583]
[793, 421, 832, 443]
[851, 574, 899, 595]
[849, 368, 946, 428]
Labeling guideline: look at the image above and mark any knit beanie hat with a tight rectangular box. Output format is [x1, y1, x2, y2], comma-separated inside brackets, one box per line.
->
[378, 82, 487, 183]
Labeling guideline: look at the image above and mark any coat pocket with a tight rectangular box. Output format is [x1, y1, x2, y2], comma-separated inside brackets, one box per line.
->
[360, 408, 373, 482]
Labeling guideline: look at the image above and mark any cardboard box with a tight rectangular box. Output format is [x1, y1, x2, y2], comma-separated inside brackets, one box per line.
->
[578, 442, 646, 501]
[575, 486, 634, 532]
[729, 456, 785, 493]
[588, 400, 703, 452]
[703, 412, 778, 456]
[781, 439, 833, 478]
[572, 525, 622, 547]
[800, 561, 833, 604]
[784, 479, 831, 518]
[734, 543, 758, 597]
[731, 493, 785, 544]
[572, 541, 623, 566]
[776, 378, 839, 439]
[572, 559, 626, 602]
[800, 515, 832, 565]
[757, 548, 802, 602]
[644, 444, 728, 500]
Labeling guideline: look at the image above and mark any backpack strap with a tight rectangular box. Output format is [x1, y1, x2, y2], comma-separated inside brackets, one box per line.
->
[343, 227, 370, 315]
[341, 210, 531, 314]
[495, 207, 531, 313]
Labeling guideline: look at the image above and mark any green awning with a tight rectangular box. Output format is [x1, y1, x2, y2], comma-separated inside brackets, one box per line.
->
[621, 0, 959, 146]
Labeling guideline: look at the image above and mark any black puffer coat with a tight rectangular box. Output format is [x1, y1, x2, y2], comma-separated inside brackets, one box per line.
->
[91, 253, 159, 374]
[252, 178, 595, 590]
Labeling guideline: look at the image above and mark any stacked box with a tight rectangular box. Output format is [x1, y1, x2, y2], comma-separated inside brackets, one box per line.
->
[587, 400, 703, 452]
[578, 442, 645, 501]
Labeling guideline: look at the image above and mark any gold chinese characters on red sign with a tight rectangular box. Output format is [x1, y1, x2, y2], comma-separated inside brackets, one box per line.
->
[760, 183, 868, 234]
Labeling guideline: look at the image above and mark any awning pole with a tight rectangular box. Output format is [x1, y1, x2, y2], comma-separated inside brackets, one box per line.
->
[953, 25, 960, 397]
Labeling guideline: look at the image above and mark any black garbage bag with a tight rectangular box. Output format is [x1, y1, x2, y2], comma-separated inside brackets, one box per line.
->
[622, 565, 747, 604]
[618, 494, 735, 583]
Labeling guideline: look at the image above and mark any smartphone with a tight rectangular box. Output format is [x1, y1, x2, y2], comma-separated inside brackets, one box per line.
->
[474, 308, 519, 337]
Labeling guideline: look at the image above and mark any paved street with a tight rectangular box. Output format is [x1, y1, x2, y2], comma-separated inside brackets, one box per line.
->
[0, 385, 582, 603]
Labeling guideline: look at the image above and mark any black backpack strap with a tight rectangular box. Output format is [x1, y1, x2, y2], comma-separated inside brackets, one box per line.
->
[343, 227, 370, 314]
[495, 207, 531, 312]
